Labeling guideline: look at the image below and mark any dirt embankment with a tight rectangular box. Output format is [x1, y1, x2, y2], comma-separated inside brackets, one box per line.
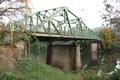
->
[0, 41, 26, 69]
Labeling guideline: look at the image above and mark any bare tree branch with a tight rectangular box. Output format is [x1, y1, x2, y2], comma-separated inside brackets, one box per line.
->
[0, 0, 5, 4]
[0, 6, 25, 16]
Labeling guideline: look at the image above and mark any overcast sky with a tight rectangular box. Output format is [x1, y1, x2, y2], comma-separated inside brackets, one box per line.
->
[30, 0, 104, 29]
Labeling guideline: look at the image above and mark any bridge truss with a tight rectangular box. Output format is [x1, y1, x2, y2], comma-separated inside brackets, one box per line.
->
[24, 7, 100, 40]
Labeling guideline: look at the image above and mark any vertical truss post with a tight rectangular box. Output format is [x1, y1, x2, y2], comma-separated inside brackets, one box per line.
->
[64, 26, 66, 35]
[36, 14, 39, 26]
[77, 19, 82, 36]
[79, 19, 82, 31]
[48, 20, 51, 36]
[63, 9, 72, 35]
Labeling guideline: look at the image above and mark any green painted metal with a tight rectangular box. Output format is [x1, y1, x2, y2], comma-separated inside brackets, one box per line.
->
[24, 7, 100, 40]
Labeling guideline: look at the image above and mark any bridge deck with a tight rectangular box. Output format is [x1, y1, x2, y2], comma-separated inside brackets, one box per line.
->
[32, 32, 99, 41]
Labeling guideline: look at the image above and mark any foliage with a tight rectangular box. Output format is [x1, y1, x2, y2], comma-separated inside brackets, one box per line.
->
[99, 27, 115, 49]
[80, 51, 120, 80]
[17, 32, 32, 41]
[0, 54, 120, 80]
[0, 0, 31, 45]
[80, 69, 120, 80]
[0, 0, 31, 22]
[0, 57, 76, 80]
[15, 58, 76, 80]
[2, 72, 16, 80]
[102, 0, 120, 32]
[81, 70, 106, 80]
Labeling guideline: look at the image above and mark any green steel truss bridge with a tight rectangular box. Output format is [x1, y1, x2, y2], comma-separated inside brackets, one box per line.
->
[24, 7, 100, 41]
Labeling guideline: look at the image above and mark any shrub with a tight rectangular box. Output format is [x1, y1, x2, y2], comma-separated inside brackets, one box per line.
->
[2, 72, 16, 80]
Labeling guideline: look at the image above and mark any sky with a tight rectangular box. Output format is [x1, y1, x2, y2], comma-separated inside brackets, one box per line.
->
[30, 0, 105, 29]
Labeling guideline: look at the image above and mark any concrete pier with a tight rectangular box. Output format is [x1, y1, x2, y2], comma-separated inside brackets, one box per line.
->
[90, 42, 100, 65]
[46, 42, 81, 71]
[76, 45, 81, 72]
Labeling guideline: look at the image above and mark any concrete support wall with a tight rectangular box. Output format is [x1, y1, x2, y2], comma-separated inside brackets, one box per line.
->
[46, 41, 101, 70]
[50, 45, 75, 70]
[90, 42, 100, 65]
[46, 43, 81, 71]
[91, 43, 98, 60]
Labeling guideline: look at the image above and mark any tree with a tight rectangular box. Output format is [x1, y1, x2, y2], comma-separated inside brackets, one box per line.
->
[102, 0, 120, 32]
[0, 0, 31, 22]
[99, 27, 114, 48]
[0, 0, 31, 44]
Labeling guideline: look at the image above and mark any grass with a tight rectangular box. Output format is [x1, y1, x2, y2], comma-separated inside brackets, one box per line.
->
[0, 57, 77, 80]
[0, 51, 120, 80]
[18, 59, 76, 80]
